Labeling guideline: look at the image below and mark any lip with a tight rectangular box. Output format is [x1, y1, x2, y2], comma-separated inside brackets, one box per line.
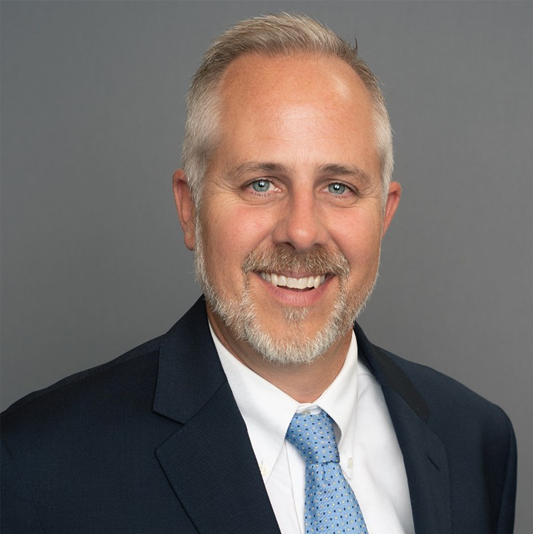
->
[253, 271, 334, 307]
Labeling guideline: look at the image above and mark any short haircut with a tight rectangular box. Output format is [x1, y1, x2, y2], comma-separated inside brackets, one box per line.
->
[182, 12, 393, 208]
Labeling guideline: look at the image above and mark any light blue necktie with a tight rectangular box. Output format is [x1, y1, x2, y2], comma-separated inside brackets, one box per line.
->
[286, 410, 368, 533]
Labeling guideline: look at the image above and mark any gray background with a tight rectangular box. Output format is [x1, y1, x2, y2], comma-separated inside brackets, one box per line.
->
[1, 1, 531, 531]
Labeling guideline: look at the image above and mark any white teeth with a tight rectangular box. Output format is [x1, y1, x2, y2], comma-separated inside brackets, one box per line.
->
[259, 272, 327, 290]
[297, 278, 308, 289]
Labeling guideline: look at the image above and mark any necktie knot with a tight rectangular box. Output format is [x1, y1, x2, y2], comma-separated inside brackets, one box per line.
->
[286, 410, 340, 465]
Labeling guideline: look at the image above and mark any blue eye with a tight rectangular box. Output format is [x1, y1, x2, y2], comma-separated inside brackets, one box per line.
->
[328, 183, 347, 195]
[252, 180, 271, 193]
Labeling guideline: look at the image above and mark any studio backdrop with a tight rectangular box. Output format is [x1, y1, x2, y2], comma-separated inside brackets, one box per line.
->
[1, 2, 531, 532]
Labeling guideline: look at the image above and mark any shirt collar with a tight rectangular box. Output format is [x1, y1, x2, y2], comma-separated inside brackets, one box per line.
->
[210, 323, 359, 480]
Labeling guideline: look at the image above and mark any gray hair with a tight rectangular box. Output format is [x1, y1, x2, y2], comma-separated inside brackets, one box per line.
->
[182, 12, 393, 208]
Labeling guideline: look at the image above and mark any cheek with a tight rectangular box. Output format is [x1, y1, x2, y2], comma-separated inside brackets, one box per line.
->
[332, 214, 384, 266]
[214, 203, 273, 240]
[201, 206, 273, 270]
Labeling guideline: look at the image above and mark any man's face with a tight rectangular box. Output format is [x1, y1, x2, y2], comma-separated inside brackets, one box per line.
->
[177, 53, 400, 367]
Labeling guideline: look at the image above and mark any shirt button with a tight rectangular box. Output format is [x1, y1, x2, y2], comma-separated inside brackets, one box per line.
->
[259, 462, 269, 476]
[348, 457, 353, 469]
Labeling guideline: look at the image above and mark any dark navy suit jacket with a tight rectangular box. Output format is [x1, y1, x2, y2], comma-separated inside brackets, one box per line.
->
[1, 298, 517, 533]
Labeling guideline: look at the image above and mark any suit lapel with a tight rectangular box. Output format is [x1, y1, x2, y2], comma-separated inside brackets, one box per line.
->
[355, 324, 452, 534]
[153, 299, 281, 534]
[383, 392, 452, 534]
[156, 382, 281, 534]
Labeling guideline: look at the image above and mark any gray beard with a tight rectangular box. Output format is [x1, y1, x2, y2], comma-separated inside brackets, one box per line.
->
[194, 226, 378, 366]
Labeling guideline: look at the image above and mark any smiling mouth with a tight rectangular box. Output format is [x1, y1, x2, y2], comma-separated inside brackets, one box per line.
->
[259, 272, 327, 290]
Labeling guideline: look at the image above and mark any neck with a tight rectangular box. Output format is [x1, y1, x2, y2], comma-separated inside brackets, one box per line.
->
[207, 307, 351, 403]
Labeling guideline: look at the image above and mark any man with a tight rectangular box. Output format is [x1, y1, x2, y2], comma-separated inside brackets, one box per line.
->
[1, 13, 516, 534]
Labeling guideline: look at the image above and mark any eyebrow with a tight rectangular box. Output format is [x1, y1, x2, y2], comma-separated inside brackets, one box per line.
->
[316, 163, 373, 187]
[228, 162, 290, 180]
[227, 161, 374, 186]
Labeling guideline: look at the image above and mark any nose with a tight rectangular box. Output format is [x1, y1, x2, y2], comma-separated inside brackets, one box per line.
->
[272, 190, 329, 253]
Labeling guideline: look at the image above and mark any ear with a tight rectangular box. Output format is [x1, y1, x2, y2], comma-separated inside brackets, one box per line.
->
[172, 169, 196, 251]
[382, 181, 401, 236]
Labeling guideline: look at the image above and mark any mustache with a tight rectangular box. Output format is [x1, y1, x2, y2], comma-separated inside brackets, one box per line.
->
[242, 246, 350, 279]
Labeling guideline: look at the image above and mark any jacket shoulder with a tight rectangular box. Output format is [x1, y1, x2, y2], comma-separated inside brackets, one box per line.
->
[1, 336, 163, 430]
[378, 347, 514, 437]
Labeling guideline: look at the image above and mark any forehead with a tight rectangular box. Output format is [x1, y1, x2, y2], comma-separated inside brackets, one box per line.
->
[218, 52, 374, 127]
[210, 53, 380, 179]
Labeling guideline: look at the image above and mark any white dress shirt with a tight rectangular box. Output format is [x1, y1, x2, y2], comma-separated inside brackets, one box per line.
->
[210, 324, 415, 534]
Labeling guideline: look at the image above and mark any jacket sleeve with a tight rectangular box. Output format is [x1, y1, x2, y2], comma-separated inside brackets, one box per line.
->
[496, 413, 517, 534]
[1, 438, 45, 534]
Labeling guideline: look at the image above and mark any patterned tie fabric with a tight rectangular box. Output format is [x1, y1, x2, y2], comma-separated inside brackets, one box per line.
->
[286, 410, 368, 534]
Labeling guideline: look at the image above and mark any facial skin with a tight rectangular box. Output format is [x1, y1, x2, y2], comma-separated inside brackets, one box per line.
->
[174, 53, 401, 401]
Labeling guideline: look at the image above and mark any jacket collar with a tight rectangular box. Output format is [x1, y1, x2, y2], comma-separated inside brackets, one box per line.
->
[354, 322, 429, 422]
[153, 297, 226, 423]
